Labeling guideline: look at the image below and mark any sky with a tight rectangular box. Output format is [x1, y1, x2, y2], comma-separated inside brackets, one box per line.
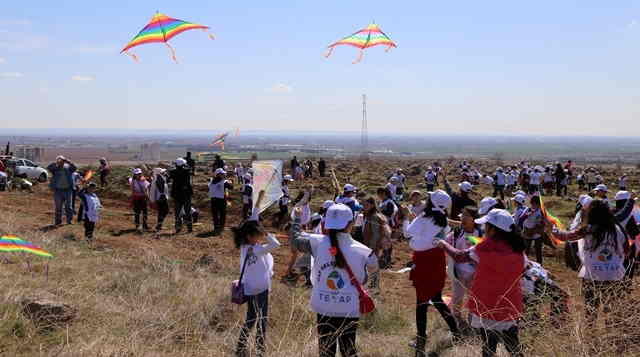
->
[1, 1, 640, 136]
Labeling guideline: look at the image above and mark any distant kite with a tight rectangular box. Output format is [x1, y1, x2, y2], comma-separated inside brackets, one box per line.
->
[210, 132, 229, 151]
[325, 23, 397, 64]
[121, 12, 214, 63]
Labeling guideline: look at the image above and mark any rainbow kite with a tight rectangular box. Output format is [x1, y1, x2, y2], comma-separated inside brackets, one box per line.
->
[538, 196, 565, 246]
[467, 236, 485, 245]
[121, 12, 214, 63]
[0, 235, 53, 258]
[325, 23, 397, 64]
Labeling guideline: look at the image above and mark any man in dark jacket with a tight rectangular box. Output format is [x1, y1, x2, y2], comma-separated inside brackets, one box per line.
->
[291, 156, 299, 175]
[47, 155, 77, 225]
[212, 155, 225, 172]
[443, 176, 476, 220]
[184, 152, 196, 176]
[318, 158, 326, 177]
[168, 158, 193, 234]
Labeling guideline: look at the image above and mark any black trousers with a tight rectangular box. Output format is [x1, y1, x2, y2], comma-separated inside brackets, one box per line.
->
[84, 220, 95, 240]
[416, 292, 458, 340]
[493, 185, 505, 200]
[156, 197, 169, 230]
[477, 326, 523, 357]
[525, 238, 543, 263]
[210, 198, 227, 230]
[317, 314, 359, 357]
[173, 196, 192, 230]
[132, 197, 148, 228]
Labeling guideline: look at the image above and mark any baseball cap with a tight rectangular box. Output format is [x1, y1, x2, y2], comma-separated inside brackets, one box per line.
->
[475, 209, 515, 232]
[458, 181, 473, 192]
[214, 168, 226, 175]
[512, 194, 526, 205]
[390, 177, 399, 183]
[615, 191, 631, 201]
[513, 190, 526, 197]
[324, 204, 354, 230]
[243, 173, 252, 181]
[429, 190, 451, 214]
[479, 197, 498, 215]
[284, 175, 294, 182]
[175, 158, 186, 166]
[343, 184, 357, 192]
[311, 213, 322, 222]
[578, 194, 593, 208]
[322, 200, 335, 209]
[132, 168, 143, 175]
[594, 184, 608, 192]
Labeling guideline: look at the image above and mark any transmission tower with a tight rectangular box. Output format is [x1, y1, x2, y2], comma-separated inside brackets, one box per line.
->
[360, 94, 369, 160]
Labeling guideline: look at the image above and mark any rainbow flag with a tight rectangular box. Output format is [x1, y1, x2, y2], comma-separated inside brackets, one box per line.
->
[0, 236, 53, 258]
[467, 235, 485, 245]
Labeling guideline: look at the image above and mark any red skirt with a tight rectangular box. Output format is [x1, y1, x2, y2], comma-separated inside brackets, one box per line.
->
[410, 248, 446, 301]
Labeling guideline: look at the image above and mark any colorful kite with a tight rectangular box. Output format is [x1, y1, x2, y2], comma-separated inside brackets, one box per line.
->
[539, 196, 565, 246]
[0, 235, 53, 258]
[210, 132, 229, 151]
[467, 236, 485, 246]
[325, 23, 397, 64]
[121, 12, 214, 63]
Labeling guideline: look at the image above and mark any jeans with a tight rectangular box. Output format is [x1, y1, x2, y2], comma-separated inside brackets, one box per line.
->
[237, 290, 269, 356]
[53, 189, 73, 225]
[477, 326, 523, 357]
[173, 196, 192, 231]
[156, 197, 169, 230]
[317, 314, 359, 357]
[210, 197, 227, 231]
[525, 238, 543, 264]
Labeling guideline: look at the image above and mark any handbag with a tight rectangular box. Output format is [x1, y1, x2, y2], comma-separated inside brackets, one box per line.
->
[343, 260, 375, 315]
[231, 251, 250, 305]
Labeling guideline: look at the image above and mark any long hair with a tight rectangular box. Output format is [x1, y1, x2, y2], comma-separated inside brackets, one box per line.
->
[487, 223, 526, 253]
[363, 196, 379, 216]
[232, 220, 267, 249]
[586, 200, 619, 252]
[377, 187, 392, 200]
[422, 198, 448, 227]
[329, 229, 348, 268]
[462, 206, 481, 232]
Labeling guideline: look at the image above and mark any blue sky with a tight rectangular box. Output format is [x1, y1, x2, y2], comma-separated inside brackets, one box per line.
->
[1, 1, 640, 135]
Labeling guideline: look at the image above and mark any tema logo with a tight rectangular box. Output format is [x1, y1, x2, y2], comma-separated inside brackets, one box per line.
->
[326, 270, 345, 290]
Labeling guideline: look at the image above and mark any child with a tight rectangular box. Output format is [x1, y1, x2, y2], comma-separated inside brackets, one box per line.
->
[437, 209, 525, 357]
[424, 167, 437, 192]
[276, 175, 294, 229]
[79, 182, 101, 242]
[493, 168, 506, 200]
[209, 168, 233, 234]
[511, 194, 527, 227]
[241, 173, 254, 220]
[233, 220, 281, 357]
[521, 195, 545, 263]
[335, 184, 362, 215]
[129, 168, 150, 232]
[385, 177, 399, 202]
[149, 168, 169, 232]
[619, 174, 628, 191]
[377, 187, 398, 227]
[407, 190, 426, 219]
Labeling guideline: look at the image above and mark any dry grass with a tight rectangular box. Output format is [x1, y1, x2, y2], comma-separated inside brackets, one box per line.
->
[1, 158, 640, 356]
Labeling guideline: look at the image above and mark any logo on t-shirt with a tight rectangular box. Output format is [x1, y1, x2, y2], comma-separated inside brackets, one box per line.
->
[326, 270, 345, 290]
[597, 248, 612, 262]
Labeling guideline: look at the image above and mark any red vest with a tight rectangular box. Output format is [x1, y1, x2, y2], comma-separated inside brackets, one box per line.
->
[467, 238, 524, 322]
[410, 247, 446, 301]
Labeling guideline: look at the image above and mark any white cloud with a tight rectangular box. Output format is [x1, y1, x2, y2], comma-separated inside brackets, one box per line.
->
[72, 44, 119, 54]
[0, 19, 31, 26]
[71, 75, 95, 81]
[0, 72, 23, 78]
[266, 83, 293, 94]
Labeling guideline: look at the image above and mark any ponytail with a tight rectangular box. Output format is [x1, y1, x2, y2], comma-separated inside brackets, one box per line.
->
[329, 229, 347, 268]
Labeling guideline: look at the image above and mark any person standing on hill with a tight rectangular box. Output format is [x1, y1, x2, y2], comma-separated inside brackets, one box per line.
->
[290, 156, 299, 175]
[47, 155, 77, 226]
[98, 158, 110, 187]
[129, 168, 150, 233]
[554, 163, 566, 197]
[212, 154, 225, 172]
[150, 168, 170, 232]
[209, 168, 234, 235]
[168, 158, 193, 234]
[443, 170, 476, 219]
[184, 152, 196, 176]
[318, 158, 326, 177]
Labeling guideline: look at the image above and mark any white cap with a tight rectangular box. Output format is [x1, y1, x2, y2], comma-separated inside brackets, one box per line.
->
[390, 177, 399, 183]
[214, 168, 226, 175]
[512, 194, 526, 205]
[475, 209, 515, 232]
[496, 167, 503, 172]
[56, 155, 66, 161]
[594, 184, 608, 192]
[132, 168, 143, 175]
[243, 173, 252, 181]
[458, 181, 473, 192]
[615, 191, 631, 201]
[324, 204, 354, 230]
[479, 197, 498, 215]
[578, 194, 593, 208]
[175, 158, 186, 166]
[322, 200, 335, 209]
[343, 183, 357, 192]
[514, 190, 526, 197]
[429, 190, 451, 214]
[284, 175, 294, 182]
[311, 213, 322, 222]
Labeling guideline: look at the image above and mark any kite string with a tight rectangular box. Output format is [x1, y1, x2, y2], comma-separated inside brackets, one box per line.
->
[324, 47, 335, 58]
[165, 42, 178, 63]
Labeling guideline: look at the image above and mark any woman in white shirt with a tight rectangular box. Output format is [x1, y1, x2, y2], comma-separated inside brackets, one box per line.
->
[550, 200, 628, 328]
[291, 204, 378, 357]
[234, 220, 281, 357]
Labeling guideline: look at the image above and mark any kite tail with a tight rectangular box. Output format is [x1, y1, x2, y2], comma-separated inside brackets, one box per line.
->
[203, 28, 215, 40]
[324, 47, 334, 58]
[125, 52, 140, 62]
[385, 45, 394, 53]
[165, 43, 178, 63]
[352, 49, 364, 64]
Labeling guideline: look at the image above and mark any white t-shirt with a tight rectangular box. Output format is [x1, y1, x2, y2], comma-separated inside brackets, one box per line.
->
[424, 172, 437, 184]
[406, 216, 450, 251]
[208, 179, 230, 199]
[579, 226, 626, 281]
[529, 172, 541, 185]
[495, 172, 506, 186]
[523, 208, 543, 239]
[239, 234, 281, 296]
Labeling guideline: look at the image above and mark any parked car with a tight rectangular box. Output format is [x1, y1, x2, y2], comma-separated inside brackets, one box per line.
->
[5, 158, 49, 182]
